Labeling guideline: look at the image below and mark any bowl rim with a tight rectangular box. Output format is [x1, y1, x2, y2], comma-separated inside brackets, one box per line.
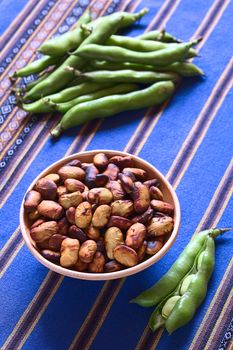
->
[20, 149, 181, 281]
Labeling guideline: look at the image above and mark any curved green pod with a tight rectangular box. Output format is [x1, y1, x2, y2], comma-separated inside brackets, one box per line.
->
[51, 80, 175, 137]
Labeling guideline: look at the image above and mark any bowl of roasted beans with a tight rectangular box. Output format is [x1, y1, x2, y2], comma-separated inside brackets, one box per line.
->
[20, 150, 180, 280]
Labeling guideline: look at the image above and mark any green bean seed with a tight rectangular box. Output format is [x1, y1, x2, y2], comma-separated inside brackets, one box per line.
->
[161, 296, 181, 319]
[51, 80, 175, 137]
[179, 274, 195, 295]
[197, 251, 205, 270]
[76, 39, 200, 66]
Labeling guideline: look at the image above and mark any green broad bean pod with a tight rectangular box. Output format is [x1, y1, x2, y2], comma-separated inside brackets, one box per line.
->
[39, 8, 148, 57]
[71, 8, 148, 56]
[148, 241, 207, 331]
[51, 80, 175, 137]
[130, 228, 228, 307]
[14, 55, 63, 77]
[90, 60, 204, 77]
[107, 36, 172, 51]
[67, 67, 180, 84]
[106, 35, 197, 58]
[137, 30, 181, 43]
[165, 62, 204, 76]
[165, 236, 215, 334]
[27, 82, 107, 103]
[22, 83, 138, 113]
[76, 39, 200, 66]
[38, 10, 92, 56]
[22, 82, 110, 112]
[25, 10, 148, 100]
[50, 83, 138, 113]
[23, 59, 68, 92]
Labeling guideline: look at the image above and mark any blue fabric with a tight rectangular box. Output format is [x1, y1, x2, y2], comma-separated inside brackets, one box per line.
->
[0, 0, 29, 34]
[0, 0, 232, 349]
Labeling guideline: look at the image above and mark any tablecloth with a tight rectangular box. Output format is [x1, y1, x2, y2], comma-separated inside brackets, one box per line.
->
[0, 0, 233, 349]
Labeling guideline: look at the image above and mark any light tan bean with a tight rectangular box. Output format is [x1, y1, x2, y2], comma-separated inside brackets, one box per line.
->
[92, 205, 111, 228]
[60, 237, 80, 267]
[79, 240, 97, 263]
[75, 201, 92, 228]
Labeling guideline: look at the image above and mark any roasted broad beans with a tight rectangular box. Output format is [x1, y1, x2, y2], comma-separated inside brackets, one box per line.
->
[24, 153, 175, 273]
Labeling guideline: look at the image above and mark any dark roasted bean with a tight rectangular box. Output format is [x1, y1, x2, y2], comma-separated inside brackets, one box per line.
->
[103, 163, 119, 180]
[41, 249, 61, 264]
[109, 155, 133, 169]
[66, 206, 76, 224]
[49, 234, 67, 251]
[24, 190, 42, 212]
[118, 173, 135, 193]
[85, 164, 99, 188]
[35, 178, 57, 200]
[131, 207, 154, 224]
[107, 216, 132, 230]
[68, 225, 87, 242]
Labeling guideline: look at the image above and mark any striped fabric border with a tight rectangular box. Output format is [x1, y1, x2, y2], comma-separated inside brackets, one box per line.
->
[0, 0, 40, 50]
[0, 0, 50, 56]
[0, 0, 100, 163]
[205, 288, 233, 350]
[0, 0, 56, 82]
[218, 315, 233, 350]
[0, 0, 87, 134]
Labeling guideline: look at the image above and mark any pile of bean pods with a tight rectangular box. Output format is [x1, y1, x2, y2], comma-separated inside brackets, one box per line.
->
[11, 8, 204, 137]
[131, 227, 233, 334]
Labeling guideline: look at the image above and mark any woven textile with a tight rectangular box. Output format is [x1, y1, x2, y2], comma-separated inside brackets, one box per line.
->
[0, 0, 232, 349]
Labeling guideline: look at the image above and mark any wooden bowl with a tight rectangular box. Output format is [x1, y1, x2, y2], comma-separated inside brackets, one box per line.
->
[20, 150, 181, 281]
